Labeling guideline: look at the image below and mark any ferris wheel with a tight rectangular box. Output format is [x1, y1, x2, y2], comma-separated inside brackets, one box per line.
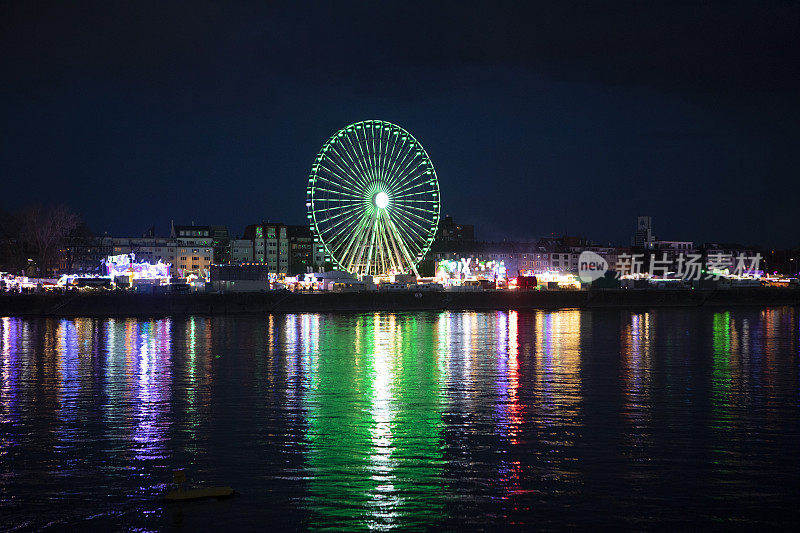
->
[306, 120, 441, 278]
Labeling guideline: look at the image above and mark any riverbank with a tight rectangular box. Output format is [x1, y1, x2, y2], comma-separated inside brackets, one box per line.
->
[1, 288, 799, 317]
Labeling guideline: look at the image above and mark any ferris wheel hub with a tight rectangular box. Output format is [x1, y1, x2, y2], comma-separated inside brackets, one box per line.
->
[374, 191, 389, 209]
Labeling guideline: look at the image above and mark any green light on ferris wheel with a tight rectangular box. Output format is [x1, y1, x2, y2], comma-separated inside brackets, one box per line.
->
[306, 119, 441, 278]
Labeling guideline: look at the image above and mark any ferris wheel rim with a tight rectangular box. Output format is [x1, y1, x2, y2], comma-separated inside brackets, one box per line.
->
[306, 119, 440, 277]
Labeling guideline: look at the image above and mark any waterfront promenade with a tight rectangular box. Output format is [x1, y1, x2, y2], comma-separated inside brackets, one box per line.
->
[1, 288, 799, 317]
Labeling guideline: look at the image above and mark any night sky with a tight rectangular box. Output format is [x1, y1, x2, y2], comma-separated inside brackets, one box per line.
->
[2, 1, 798, 246]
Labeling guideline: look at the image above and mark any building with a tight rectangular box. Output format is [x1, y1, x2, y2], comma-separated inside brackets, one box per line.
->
[650, 240, 695, 267]
[111, 237, 176, 264]
[230, 239, 254, 263]
[170, 224, 215, 276]
[210, 263, 270, 292]
[243, 222, 290, 274]
[700, 243, 761, 274]
[210, 225, 231, 264]
[171, 223, 213, 246]
[436, 215, 475, 243]
[633, 216, 655, 248]
[108, 223, 215, 278]
[240, 222, 329, 275]
[287, 225, 315, 275]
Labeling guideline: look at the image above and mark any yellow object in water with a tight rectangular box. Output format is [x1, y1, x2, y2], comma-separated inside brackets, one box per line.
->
[164, 486, 234, 502]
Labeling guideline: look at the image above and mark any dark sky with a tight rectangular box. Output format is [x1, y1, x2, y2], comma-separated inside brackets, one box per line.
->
[2, 1, 799, 246]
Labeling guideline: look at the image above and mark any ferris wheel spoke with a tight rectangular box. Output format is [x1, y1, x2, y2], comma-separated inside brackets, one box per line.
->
[378, 128, 400, 180]
[311, 203, 361, 214]
[391, 196, 439, 204]
[339, 129, 374, 189]
[321, 150, 371, 191]
[362, 215, 380, 275]
[314, 167, 365, 195]
[319, 209, 368, 250]
[389, 219, 425, 257]
[384, 214, 420, 275]
[383, 140, 417, 191]
[313, 196, 362, 209]
[327, 141, 372, 191]
[315, 205, 363, 227]
[369, 212, 385, 274]
[342, 131, 370, 187]
[385, 137, 424, 191]
[357, 125, 377, 186]
[380, 131, 401, 187]
[352, 216, 376, 271]
[392, 205, 436, 220]
[359, 214, 381, 275]
[390, 208, 424, 242]
[370, 126, 387, 185]
[341, 211, 375, 273]
[331, 148, 371, 195]
[390, 172, 434, 197]
[375, 129, 389, 184]
[378, 213, 402, 273]
[364, 137, 383, 188]
[393, 201, 439, 211]
[381, 133, 413, 187]
[391, 204, 434, 236]
[356, 138, 378, 189]
[391, 224, 425, 260]
[397, 205, 438, 229]
[375, 126, 389, 184]
[392, 165, 433, 193]
[369, 131, 379, 184]
[350, 129, 378, 187]
[392, 199, 437, 221]
[331, 205, 372, 258]
[386, 157, 425, 192]
[322, 205, 369, 247]
[385, 210, 418, 274]
[311, 185, 364, 200]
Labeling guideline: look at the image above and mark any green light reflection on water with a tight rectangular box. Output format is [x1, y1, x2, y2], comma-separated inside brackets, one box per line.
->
[299, 313, 446, 530]
[712, 311, 732, 415]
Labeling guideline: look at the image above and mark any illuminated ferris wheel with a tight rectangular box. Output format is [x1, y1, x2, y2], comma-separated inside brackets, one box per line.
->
[306, 120, 440, 277]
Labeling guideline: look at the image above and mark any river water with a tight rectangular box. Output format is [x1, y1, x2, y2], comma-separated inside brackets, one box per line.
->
[1, 308, 799, 531]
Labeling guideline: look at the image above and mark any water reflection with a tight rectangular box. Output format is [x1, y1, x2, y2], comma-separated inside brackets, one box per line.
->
[299, 314, 445, 530]
[621, 312, 653, 444]
[0, 309, 799, 530]
[0, 318, 20, 456]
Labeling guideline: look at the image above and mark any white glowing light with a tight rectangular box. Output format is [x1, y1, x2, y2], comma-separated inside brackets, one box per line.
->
[375, 191, 389, 209]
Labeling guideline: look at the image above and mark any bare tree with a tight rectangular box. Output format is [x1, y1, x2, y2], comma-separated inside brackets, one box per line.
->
[20, 205, 80, 276]
[0, 209, 26, 273]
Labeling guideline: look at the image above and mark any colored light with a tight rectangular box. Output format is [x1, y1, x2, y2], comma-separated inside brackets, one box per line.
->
[375, 191, 389, 209]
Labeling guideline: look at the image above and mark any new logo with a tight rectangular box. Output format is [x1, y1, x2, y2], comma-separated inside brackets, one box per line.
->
[578, 251, 608, 283]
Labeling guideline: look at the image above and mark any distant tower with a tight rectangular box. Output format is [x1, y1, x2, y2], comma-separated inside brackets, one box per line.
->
[633, 216, 655, 248]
